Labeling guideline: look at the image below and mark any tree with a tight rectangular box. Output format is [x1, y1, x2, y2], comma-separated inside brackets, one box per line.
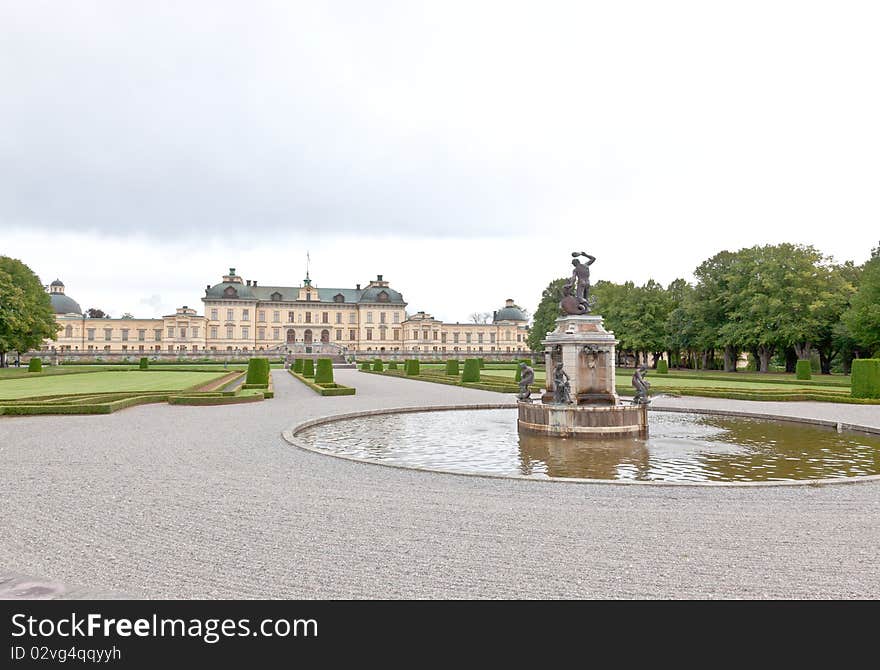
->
[86, 308, 107, 318]
[0, 257, 59, 367]
[121, 312, 134, 319]
[469, 312, 491, 324]
[527, 278, 566, 351]
[844, 244, 880, 356]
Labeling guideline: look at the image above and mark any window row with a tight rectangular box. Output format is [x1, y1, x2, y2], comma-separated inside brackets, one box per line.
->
[208, 308, 401, 324]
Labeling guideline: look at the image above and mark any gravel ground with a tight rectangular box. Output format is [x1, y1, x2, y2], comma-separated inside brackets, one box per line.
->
[1, 369, 878, 599]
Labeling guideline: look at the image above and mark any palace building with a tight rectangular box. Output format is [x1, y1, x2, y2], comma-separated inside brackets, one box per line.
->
[44, 268, 530, 359]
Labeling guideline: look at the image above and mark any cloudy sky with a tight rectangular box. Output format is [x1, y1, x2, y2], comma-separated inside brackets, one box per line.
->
[2, 1, 879, 320]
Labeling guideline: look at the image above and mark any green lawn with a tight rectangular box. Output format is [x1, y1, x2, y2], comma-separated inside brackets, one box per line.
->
[0, 370, 230, 400]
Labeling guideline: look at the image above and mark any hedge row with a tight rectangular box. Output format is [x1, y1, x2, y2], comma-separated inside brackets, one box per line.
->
[246, 357, 270, 385]
[461, 359, 481, 383]
[287, 369, 355, 396]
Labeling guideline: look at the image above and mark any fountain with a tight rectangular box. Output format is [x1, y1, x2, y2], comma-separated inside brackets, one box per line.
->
[517, 251, 648, 439]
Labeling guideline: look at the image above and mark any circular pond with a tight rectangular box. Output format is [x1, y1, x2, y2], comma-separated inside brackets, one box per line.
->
[295, 408, 880, 483]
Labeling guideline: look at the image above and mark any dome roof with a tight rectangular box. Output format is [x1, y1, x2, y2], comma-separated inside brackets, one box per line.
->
[50, 293, 82, 315]
[50, 279, 64, 287]
[493, 305, 527, 322]
[204, 282, 256, 299]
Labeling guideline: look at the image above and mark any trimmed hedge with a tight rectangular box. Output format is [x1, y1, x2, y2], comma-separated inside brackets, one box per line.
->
[657, 360, 669, 374]
[462, 358, 481, 383]
[851, 359, 880, 399]
[293, 358, 303, 373]
[372, 359, 384, 372]
[405, 359, 420, 376]
[302, 359, 315, 378]
[796, 359, 811, 381]
[445, 360, 459, 376]
[387, 361, 398, 370]
[477, 358, 485, 369]
[139, 357, 149, 370]
[315, 358, 334, 384]
[28, 358, 42, 373]
[360, 361, 372, 371]
[288, 368, 356, 396]
[246, 357, 270, 385]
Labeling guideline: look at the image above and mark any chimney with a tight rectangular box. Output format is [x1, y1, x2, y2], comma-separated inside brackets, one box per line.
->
[253, 280, 257, 286]
[246, 280, 251, 286]
[206, 284, 210, 290]
[377, 274, 383, 281]
[356, 283, 361, 290]
[506, 298, 515, 307]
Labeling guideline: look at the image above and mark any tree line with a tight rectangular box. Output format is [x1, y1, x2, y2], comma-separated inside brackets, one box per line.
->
[528, 243, 880, 373]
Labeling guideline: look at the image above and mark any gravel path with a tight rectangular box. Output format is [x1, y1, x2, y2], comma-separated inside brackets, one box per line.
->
[1, 369, 878, 599]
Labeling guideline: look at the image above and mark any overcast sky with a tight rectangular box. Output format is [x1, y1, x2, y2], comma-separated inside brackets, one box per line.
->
[2, 1, 879, 320]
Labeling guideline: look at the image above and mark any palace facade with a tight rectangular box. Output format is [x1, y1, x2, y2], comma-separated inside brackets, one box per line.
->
[44, 268, 530, 358]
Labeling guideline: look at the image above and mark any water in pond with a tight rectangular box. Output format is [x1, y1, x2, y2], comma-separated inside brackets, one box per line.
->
[295, 409, 880, 482]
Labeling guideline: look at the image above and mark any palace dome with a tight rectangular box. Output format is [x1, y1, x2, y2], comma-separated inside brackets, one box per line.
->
[48, 280, 82, 315]
[493, 299, 527, 323]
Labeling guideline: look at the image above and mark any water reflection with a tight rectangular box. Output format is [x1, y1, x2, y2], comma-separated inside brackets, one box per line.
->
[295, 409, 880, 483]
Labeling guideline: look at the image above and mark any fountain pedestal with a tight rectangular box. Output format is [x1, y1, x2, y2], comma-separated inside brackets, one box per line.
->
[517, 314, 647, 438]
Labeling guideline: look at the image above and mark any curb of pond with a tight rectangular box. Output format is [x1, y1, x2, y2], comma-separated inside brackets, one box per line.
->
[281, 403, 880, 488]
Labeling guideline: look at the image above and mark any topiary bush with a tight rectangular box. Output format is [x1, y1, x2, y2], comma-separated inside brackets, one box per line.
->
[360, 361, 372, 371]
[373, 359, 384, 372]
[796, 359, 811, 381]
[851, 359, 880, 399]
[315, 358, 334, 384]
[302, 358, 315, 377]
[462, 358, 481, 382]
[139, 357, 149, 370]
[405, 359, 420, 376]
[477, 357, 485, 369]
[246, 357, 270, 385]
[28, 358, 42, 373]
[656, 359, 669, 374]
[293, 358, 303, 373]
[445, 359, 459, 376]
[387, 361, 398, 370]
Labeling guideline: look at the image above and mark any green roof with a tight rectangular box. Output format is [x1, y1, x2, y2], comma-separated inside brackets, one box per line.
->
[204, 282, 405, 304]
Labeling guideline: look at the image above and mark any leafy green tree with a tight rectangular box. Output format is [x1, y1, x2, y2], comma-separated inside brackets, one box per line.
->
[86, 308, 107, 318]
[527, 278, 566, 351]
[0, 257, 59, 367]
[844, 244, 880, 356]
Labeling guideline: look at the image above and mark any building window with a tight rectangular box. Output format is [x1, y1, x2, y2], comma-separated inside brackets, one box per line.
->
[137, 329, 145, 341]
[335, 329, 342, 340]
[335, 312, 342, 324]
[466, 333, 472, 344]
[453, 333, 459, 344]
[393, 312, 400, 324]
[211, 308, 218, 320]
[227, 309, 234, 321]
[518, 334, 522, 342]
[258, 310, 266, 322]
[226, 326, 234, 339]
[334, 293, 344, 303]
[179, 327, 186, 338]
[288, 311, 295, 323]
[423, 330, 429, 340]
[242, 309, 250, 321]
[258, 327, 265, 340]
[273, 311, 280, 323]
[366, 328, 373, 341]
[121, 329, 129, 341]
[154, 329, 162, 341]
[104, 329, 113, 341]
[242, 326, 249, 339]
[367, 312, 373, 324]
[273, 327, 280, 340]
[477, 333, 483, 344]
[347, 312, 355, 324]
[349, 329, 356, 341]
[64, 325, 73, 338]
[393, 329, 400, 341]
[211, 326, 218, 339]
[506, 330, 511, 341]
[379, 326, 387, 340]
[87, 328, 95, 341]
[192, 327, 199, 338]
[139, 345, 145, 352]
[490, 333, 496, 344]
[441, 333, 447, 343]
[322, 312, 329, 323]
[305, 312, 311, 323]
[380, 312, 386, 324]
[433, 331, 438, 340]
